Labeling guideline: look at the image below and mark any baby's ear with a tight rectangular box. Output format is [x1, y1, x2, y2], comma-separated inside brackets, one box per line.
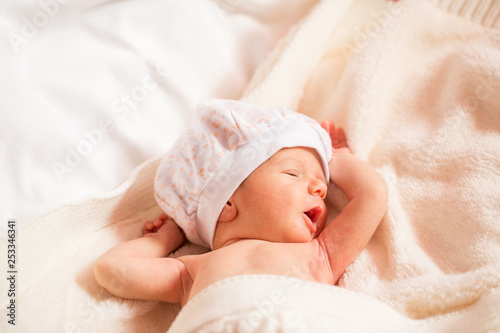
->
[218, 197, 237, 222]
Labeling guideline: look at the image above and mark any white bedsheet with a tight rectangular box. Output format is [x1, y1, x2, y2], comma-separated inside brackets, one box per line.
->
[0, 0, 318, 232]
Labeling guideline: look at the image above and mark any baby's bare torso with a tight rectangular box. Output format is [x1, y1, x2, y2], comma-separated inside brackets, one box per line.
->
[177, 239, 335, 306]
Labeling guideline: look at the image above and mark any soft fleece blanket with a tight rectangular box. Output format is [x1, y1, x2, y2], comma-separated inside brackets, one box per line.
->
[2, 0, 500, 332]
[294, 0, 500, 323]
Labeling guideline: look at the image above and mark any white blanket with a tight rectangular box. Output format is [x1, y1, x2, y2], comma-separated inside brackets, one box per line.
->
[2, 0, 500, 332]
[168, 275, 499, 333]
[297, 0, 500, 322]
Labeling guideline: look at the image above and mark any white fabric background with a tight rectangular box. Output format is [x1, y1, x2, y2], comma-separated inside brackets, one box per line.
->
[0, 0, 318, 233]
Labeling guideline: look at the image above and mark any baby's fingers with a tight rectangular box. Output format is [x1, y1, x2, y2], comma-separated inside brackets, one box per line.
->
[142, 220, 155, 235]
[142, 218, 163, 234]
[332, 127, 347, 146]
[321, 119, 343, 141]
[144, 213, 169, 231]
[152, 218, 164, 229]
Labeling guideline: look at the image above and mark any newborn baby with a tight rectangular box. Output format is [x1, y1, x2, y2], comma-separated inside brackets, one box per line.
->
[94, 99, 388, 308]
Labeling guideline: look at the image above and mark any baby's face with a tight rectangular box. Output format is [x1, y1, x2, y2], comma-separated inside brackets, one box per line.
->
[232, 147, 328, 243]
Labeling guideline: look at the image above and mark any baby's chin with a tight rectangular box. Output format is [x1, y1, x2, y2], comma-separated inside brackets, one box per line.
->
[294, 230, 321, 243]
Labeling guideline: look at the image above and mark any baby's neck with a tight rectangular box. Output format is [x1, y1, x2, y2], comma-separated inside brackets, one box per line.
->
[212, 237, 250, 250]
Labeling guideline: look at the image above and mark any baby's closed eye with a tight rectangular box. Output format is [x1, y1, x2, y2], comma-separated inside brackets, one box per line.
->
[283, 169, 300, 177]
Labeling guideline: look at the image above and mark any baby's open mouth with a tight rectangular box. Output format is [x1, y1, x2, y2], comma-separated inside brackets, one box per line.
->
[304, 207, 322, 224]
[303, 207, 323, 234]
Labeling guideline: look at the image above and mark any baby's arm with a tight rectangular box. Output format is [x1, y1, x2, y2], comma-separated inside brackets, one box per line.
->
[318, 121, 388, 282]
[93, 214, 187, 303]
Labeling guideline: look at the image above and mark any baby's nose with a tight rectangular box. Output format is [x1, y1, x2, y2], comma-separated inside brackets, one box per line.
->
[308, 177, 327, 200]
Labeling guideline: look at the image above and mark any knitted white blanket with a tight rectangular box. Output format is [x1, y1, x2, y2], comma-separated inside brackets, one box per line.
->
[2, 0, 500, 332]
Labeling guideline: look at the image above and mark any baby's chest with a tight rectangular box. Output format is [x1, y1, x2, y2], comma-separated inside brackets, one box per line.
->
[253, 243, 335, 284]
[210, 243, 331, 282]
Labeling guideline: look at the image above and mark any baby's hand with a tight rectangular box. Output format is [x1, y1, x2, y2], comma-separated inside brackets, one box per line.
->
[142, 213, 169, 236]
[321, 120, 352, 154]
[142, 213, 186, 246]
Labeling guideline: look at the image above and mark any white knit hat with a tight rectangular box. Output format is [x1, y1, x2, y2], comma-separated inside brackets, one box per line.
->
[154, 99, 332, 249]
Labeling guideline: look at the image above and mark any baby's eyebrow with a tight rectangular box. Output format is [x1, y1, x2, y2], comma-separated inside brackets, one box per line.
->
[273, 155, 301, 166]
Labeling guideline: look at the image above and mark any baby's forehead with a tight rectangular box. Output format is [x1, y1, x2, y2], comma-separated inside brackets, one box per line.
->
[270, 147, 320, 162]
[268, 147, 308, 162]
